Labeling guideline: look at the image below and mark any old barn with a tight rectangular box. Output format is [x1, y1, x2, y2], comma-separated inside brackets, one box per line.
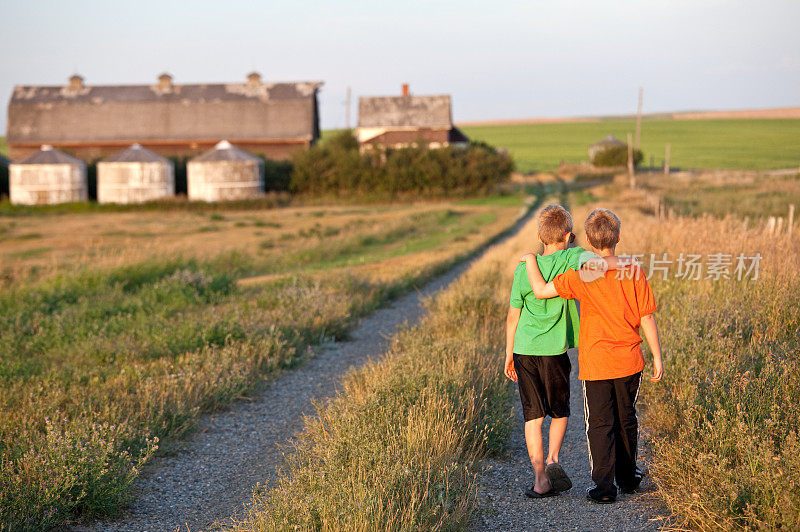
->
[357, 85, 469, 150]
[6, 73, 322, 161]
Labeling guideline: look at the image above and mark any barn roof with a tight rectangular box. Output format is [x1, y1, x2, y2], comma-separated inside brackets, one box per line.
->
[102, 143, 170, 163]
[358, 95, 453, 128]
[7, 76, 323, 147]
[190, 140, 262, 163]
[15, 145, 84, 165]
[10, 81, 322, 105]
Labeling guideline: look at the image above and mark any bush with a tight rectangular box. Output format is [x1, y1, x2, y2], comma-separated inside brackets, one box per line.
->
[290, 132, 513, 197]
[592, 145, 644, 168]
[261, 159, 293, 192]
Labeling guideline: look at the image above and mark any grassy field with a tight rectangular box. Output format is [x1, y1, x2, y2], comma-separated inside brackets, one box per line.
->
[637, 170, 800, 220]
[0, 136, 7, 157]
[563, 181, 800, 530]
[0, 200, 524, 530]
[232, 198, 543, 531]
[461, 119, 800, 173]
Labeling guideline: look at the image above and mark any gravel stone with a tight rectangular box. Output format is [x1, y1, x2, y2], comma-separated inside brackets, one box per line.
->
[473, 348, 669, 531]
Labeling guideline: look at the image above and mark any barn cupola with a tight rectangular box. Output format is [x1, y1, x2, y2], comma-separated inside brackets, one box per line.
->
[247, 72, 262, 87]
[158, 73, 173, 91]
[68, 74, 84, 90]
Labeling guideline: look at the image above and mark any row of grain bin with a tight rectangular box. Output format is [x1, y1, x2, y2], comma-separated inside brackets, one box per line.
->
[8, 141, 264, 205]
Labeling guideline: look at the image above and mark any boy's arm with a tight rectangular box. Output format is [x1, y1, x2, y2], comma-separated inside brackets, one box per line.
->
[504, 306, 521, 382]
[521, 254, 559, 299]
[640, 313, 664, 382]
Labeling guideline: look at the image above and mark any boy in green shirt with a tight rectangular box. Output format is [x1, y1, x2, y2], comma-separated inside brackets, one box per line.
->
[505, 204, 594, 498]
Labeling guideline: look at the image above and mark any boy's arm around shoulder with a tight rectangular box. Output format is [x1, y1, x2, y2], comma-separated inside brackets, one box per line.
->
[521, 254, 559, 299]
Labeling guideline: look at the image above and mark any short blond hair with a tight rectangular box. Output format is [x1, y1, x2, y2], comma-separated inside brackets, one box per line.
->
[538, 204, 573, 245]
[584, 208, 621, 249]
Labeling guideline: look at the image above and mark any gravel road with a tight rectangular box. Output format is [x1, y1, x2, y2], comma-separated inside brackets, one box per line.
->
[82, 207, 534, 532]
[473, 347, 667, 531]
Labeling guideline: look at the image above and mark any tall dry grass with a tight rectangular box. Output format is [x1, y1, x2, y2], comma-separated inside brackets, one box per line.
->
[570, 185, 800, 530]
[231, 204, 542, 531]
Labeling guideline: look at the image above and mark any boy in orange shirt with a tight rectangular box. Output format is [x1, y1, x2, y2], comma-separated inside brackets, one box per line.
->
[523, 208, 663, 504]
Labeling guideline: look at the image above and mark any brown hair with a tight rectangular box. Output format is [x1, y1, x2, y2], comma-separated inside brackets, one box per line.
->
[538, 204, 573, 245]
[584, 208, 621, 249]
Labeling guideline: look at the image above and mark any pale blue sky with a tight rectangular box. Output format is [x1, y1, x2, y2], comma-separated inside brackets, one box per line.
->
[2, 0, 798, 131]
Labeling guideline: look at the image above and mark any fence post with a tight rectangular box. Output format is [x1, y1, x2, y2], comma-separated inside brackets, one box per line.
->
[789, 204, 795, 237]
[664, 143, 671, 175]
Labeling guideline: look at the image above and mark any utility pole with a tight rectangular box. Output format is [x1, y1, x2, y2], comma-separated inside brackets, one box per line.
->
[634, 86, 643, 152]
[345, 86, 351, 130]
[627, 132, 635, 188]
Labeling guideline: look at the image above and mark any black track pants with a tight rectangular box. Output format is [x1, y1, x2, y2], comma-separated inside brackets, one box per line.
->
[582, 372, 643, 497]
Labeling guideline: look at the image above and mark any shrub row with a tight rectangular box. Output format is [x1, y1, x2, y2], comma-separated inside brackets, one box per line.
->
[290, 132, 513, 197]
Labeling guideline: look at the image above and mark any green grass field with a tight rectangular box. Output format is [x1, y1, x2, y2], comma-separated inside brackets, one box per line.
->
[461, 119, 800, 173]
[0, 137, 7, 157]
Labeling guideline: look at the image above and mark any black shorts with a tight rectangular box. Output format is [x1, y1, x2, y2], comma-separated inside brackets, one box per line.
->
[513, 353, 571, 421]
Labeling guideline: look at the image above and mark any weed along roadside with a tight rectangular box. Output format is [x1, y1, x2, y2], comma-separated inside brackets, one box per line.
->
[0, 200, 526, 530]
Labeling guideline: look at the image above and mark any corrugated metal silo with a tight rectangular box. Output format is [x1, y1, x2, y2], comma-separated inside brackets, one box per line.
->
[9, 145, 87, 205]
[187, 140, 264, 202]
[97, 144, 174, 204]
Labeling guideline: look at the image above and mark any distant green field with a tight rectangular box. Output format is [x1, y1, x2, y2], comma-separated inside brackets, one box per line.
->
[461, 119, 800, 173]
[0, 137, 7, 157]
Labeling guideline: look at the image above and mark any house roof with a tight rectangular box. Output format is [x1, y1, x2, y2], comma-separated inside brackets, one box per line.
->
[7, 78, 323, 146]
[362, 127, 469, 145]
[190, 140, 262, 163]
[358, 95, 453, 128]
[15, 145, 84, 165]
[102, 143, 170, 163]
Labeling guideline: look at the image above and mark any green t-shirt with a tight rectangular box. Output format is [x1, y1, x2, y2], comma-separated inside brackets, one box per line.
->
[509, 246, 592, 356]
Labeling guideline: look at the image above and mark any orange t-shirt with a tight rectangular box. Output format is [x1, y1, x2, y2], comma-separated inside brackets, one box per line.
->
[553, 266, 656, 381]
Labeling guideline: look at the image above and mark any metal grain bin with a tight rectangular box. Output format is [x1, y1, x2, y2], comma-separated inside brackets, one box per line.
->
[97, 144, 174, 204]
[9, 145, 87, 205]
[187, 140, 264, 202]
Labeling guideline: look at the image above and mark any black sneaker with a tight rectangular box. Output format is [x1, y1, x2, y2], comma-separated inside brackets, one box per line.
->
[586, 487, 616, 504]
[620, 474, 643, 494]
